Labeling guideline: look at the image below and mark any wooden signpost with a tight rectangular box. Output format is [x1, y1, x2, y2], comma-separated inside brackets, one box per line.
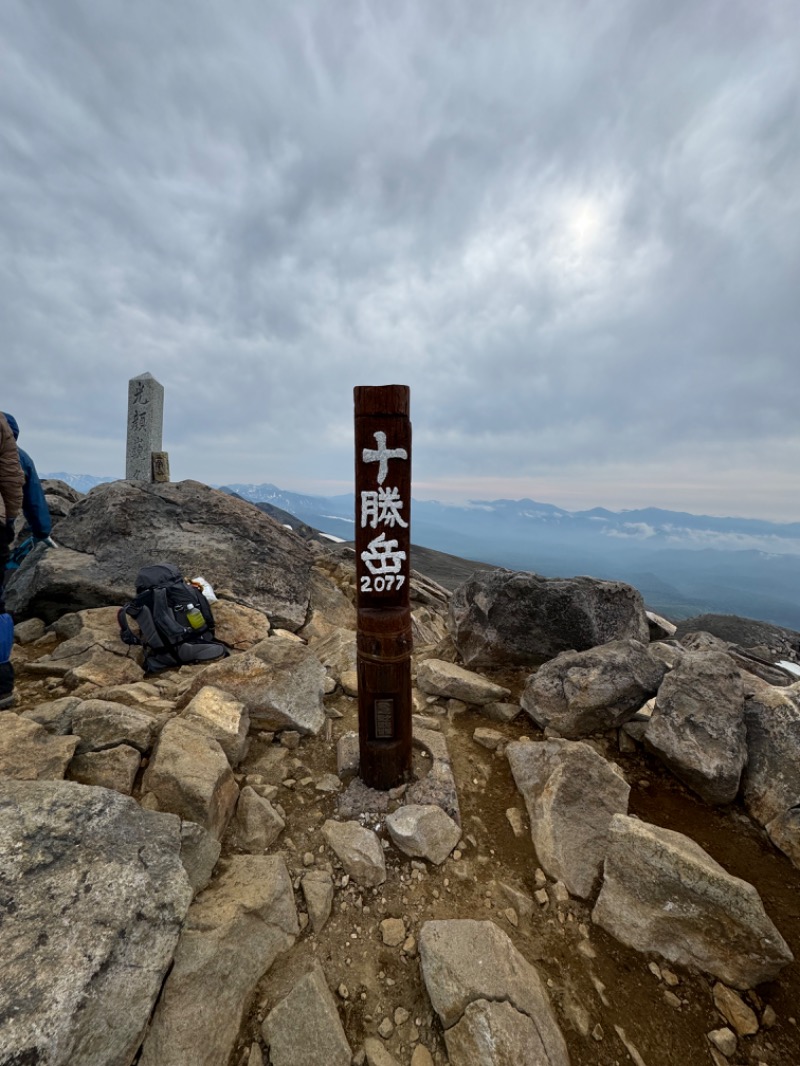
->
[354, 385, 413, 790]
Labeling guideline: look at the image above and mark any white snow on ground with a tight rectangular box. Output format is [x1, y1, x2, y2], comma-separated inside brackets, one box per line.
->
[777, 660, 800, 677]
[319, 533, 346, 543]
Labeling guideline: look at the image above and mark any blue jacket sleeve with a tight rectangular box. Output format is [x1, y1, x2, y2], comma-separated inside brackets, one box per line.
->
[19, 449, 52, 538]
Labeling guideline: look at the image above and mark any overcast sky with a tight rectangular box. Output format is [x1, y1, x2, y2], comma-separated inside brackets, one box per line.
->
[2, 0, 798, 520]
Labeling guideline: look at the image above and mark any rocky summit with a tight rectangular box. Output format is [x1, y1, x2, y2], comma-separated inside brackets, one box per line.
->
[2, 479, 800, 1066]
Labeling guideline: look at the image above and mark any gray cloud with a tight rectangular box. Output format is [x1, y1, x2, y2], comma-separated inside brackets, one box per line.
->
[1, 0, 798, 519]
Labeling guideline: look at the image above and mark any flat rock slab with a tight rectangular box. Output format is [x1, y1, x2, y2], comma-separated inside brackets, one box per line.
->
[139, 855, 299, 1066]
[322, 819, 386, 887]
[521, 639, 666, 738]
[416, 658, 510, 705]
[262, 961, 351, 1066]
[406, 724, 461, 825]
[20, 695, 83, 734]
[72, 698, 160, 754]
[507, 738, 629, 898]
[0, 780, 193, 1066]
[180, 637, 327, 736]
[419, 919, 569, 1066]
[67, 743, 141, 794]
[592, 814, 793, 989]
[0, 713, 78, 779]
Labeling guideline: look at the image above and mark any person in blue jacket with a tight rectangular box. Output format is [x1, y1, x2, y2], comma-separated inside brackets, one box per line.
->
[1, 413, 52, 543]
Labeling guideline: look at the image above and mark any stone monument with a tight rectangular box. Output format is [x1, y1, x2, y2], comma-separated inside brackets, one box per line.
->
[126, 373, 166, 481]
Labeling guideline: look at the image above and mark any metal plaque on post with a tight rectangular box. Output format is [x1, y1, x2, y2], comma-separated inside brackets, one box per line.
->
[354, 385, 413, 790]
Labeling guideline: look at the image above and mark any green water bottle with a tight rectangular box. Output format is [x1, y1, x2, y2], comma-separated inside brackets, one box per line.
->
[186, 605, 204, 630]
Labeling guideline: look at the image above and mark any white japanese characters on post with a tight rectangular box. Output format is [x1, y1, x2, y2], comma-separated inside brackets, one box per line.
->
[359, 432, 409, 594]
[354, 386, 413, 790]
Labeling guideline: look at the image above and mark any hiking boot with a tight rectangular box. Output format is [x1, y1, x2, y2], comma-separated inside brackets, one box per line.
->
[0, 693, 15, 710]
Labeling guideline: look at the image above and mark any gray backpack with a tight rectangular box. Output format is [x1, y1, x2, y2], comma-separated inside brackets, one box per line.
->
[118, 562, 228, 673]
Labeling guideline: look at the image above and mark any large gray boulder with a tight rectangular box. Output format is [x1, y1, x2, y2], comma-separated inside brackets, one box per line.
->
[139, 855, 298, 1066]
[644, 650, 746, 805]
[67, 744, 141, 794]
[20, 608, 144, 691]
[141, 717, 239, 839]
[180, 636, 327, 736]
[507, 739, 630, 899]
[449, 570, 649, 668]
[592, 814, 793, 989]
[6, 479, 314, 629]
[521, 639, 666, 737]
[0, 780, 193, 1066]
[71, 698, 160, 755]
[741, 682, 800, 826]
[419, 919, 570, 1066]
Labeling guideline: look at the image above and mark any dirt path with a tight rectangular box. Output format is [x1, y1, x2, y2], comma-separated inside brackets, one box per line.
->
[231, 683, 800, 1066]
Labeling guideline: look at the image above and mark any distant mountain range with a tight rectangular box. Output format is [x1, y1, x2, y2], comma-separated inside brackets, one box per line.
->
[44, 472, 116, 494]
[43, 474, 800, 630]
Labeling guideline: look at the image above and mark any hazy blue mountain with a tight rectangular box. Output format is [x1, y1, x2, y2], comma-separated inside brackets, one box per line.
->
[43, 476, 800, 629]
[220, 482, 800, 629]
[42, 472, 116, 493]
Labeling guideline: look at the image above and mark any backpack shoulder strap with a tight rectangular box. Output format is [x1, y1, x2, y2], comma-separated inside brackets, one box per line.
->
[151, 586, 189, 644]
[118, 605, 143, 647]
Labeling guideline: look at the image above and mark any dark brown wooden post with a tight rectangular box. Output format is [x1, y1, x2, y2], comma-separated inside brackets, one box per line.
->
[354, 385, 413, 790]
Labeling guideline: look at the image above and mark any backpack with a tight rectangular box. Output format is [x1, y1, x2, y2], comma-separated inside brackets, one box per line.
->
[118, 562, 229, 673]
